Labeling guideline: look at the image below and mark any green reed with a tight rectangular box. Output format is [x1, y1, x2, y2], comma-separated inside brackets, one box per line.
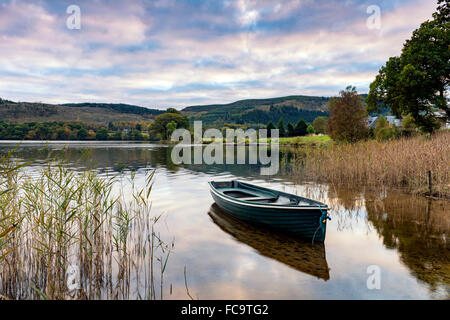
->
[0, 150, 173, 300]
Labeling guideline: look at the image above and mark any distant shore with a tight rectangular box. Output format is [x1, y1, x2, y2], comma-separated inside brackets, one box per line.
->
[200, 135, 331, 146]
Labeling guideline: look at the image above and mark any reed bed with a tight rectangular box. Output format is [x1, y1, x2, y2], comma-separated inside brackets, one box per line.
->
[290, 131, 450, 197]
[0, 151, 173, 300]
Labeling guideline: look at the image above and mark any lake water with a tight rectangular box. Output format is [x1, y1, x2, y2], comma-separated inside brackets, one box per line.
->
[0, 141, 449, 299]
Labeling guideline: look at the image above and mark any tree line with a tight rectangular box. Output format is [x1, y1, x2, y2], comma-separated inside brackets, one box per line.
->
[265, 116, 327, 137]
[0, 121, 146, 141]
[0, 108, 191, 141]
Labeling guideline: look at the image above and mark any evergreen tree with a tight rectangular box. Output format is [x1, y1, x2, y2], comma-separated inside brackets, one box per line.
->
[287, 122, 295, 137]
[294, 119, 307, 136]
[266, 121, 276, 138]
[277, 118, 286, 137]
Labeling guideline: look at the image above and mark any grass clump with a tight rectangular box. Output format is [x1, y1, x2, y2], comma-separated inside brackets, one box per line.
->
[0, 150, 173, 300]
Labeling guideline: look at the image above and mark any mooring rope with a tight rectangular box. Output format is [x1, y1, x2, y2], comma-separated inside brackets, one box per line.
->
[311, 206, 330, 246]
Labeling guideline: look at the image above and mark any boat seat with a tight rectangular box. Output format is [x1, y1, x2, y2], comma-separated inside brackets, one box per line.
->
[220, 188, 239, 192]
[239, 195, 279, 202]
[220, 187, 279, 202]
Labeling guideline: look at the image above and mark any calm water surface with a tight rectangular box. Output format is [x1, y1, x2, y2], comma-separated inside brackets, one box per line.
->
[0, 141, 449, 299]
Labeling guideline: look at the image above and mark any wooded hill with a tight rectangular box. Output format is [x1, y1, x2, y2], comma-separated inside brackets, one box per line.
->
[1, 95, 336, 127]
[182, 95, 330, 126]
[0, 99, 165, 125]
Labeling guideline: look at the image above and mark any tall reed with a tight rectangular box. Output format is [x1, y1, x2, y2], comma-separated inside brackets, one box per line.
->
[0, 151, 173, 300]
[289, 131, 450, 197]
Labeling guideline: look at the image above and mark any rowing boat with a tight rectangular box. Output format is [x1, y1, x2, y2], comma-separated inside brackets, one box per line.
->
[208, 180, 330, 242]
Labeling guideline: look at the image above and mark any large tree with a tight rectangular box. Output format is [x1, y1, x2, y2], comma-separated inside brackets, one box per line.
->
[150, 111, 189, 140]
[367, 0, 449, 132]
[327, 86, 369, 142]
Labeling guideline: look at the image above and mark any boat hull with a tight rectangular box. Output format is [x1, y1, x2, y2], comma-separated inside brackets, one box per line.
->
[210, 188, 327, 242]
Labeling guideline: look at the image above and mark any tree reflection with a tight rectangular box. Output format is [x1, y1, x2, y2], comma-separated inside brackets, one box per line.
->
[365, 192, 449, 297]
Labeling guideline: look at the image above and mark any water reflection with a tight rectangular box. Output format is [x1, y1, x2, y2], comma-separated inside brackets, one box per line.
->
[0, 141, 448, 299]
[3, 142, 267, 178]
[208, 204, 330, 281]
[365, 191, 449, 296]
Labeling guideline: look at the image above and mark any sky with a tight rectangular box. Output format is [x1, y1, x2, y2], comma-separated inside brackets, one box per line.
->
[0, 0, 439, 109]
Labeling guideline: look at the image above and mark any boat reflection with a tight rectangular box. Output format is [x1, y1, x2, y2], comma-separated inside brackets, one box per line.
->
[208, 204, 330, 281]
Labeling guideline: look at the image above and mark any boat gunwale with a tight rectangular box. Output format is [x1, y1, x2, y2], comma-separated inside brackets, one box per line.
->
[209, 180, 329, 210]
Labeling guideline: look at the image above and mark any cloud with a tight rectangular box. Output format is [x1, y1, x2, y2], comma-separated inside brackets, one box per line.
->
[0, 0, 439, 108]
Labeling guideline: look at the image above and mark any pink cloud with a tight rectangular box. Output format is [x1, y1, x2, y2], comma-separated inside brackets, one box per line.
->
[0, 0, 440, 107]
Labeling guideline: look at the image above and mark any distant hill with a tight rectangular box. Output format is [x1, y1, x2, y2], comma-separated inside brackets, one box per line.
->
[1, 94, 372, 128]
[181, 95, 331, 126]
[0, 99, 165, 125]
[61, 102, 164, 116]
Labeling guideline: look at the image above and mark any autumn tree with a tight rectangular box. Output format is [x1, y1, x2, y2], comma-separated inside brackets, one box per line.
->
[327, 86, 369, 142]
